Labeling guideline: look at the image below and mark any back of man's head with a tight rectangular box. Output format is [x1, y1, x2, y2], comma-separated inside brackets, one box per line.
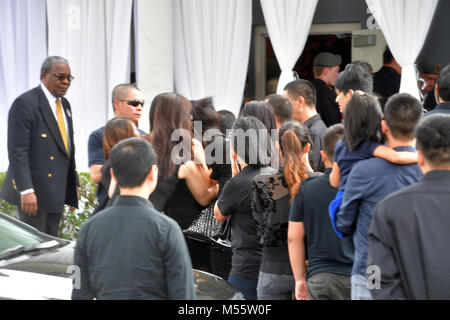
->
[265, 94, 293, 125]
[110, 137, 157, 188]
[436, 64, 450, 102]
[322, 123, 345, 162]
[283, 79, 317, 108]
[384, 93, 423, 141]
[416, 114, 450, 168]
[335, 64, 373, 94]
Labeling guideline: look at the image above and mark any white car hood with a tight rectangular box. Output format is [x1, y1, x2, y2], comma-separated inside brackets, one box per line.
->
[0, 269, 72, 300]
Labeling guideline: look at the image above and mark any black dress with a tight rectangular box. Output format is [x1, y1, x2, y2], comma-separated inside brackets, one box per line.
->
[205, 132, 233, 280]
[150, 166, 209, 271]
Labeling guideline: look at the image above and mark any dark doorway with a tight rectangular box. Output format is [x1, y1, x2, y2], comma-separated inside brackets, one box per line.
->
[265, 34, 352, 95]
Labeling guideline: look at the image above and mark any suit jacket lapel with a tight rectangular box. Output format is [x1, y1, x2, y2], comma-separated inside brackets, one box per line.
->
[36, 87, 70, 158]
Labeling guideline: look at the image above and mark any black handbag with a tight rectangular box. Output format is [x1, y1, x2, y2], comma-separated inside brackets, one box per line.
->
[183, 202, 231, 248]
[183, 202, 221, 243]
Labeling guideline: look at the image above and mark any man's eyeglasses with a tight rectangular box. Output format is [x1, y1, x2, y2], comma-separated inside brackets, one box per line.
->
[119, 99, 145, 107]
[52, 73, 74, 82]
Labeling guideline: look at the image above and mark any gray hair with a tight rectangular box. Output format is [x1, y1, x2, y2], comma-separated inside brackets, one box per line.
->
[40, 56, 69, 78]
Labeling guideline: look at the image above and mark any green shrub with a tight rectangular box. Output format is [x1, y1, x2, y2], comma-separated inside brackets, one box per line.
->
[0, 172, 97, 240]
[0, 172, 19, 218]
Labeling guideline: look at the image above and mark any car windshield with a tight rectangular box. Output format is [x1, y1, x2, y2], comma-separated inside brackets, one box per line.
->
[0, 216, 46, 253]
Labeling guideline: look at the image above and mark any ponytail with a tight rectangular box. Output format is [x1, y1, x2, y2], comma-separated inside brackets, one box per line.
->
[281, 130, 309, 203]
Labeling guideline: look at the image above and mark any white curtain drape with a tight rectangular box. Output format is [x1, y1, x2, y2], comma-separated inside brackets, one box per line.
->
[366, 0, 438, 100]
[260, 0, 318, 94]
[47, 0, 133, 172]
[0, 0, 47, 172]
[135, 0, 174, 134]
[174, 0, 252, 116]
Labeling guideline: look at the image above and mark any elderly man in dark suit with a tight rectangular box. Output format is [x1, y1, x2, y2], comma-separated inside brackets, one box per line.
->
[0, 56, 78, 236]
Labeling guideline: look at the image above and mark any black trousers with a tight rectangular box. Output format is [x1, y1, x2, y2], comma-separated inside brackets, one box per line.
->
[18, 209, 62, 237]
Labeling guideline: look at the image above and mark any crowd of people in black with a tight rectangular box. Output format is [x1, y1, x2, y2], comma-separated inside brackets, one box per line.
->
[3, 51, 450, 300]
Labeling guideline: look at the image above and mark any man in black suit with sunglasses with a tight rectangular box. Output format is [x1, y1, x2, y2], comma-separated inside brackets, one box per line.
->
[88, 84, 146, 209]
[1, 56, 79, 236]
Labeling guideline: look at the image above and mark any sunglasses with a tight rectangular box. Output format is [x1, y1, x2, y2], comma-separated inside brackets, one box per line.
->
[52, 73, 74, 82]
[119, 99, 145, 107]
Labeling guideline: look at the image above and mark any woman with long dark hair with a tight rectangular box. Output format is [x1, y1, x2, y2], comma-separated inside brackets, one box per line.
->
[146, 93, 218, 271]
[190, 98, 233, 280]
[214, 116, 272, 300]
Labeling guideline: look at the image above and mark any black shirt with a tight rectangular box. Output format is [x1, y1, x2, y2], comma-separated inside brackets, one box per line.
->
[368, 170, 450, 300]
[304, 114, 327, 172]
[289, 169, 354, 279]
[165, 177, 205, 230]
[150, 166, 205, 230]
[422, 90, 437, 111]
[373, 66, 401, 109]
[217, 166, 263, 279]
[312, 78, 341, 127]
[207, 132, 232, 197]
[72, 196, 196, 300]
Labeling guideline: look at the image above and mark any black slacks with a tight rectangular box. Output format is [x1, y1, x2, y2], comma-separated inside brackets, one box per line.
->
[18, 209, 62, 237]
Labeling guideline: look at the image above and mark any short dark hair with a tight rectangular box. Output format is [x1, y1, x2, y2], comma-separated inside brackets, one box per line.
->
[437, 64, 450, 102]
[335, 64, 373, 94]
[344, 91, 383, 151]
[265, 94, 293, 125]
[283, 79, 317, 107]
[415, 114, 450, 166]
[231, 116, 270, 168]
[217, 110, 236, 135]
[383, 46, 395, 65]
[323, 123, 345, 160]
[241, 101, 277, 132]
[110, 137, 157, 188]
[384, 93, 423, 140]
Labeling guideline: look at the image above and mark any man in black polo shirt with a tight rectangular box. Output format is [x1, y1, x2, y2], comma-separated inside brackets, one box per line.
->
[283, 79, 327, 172]
[373, 46, 402, 109]
[288, 124, 354, 300]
